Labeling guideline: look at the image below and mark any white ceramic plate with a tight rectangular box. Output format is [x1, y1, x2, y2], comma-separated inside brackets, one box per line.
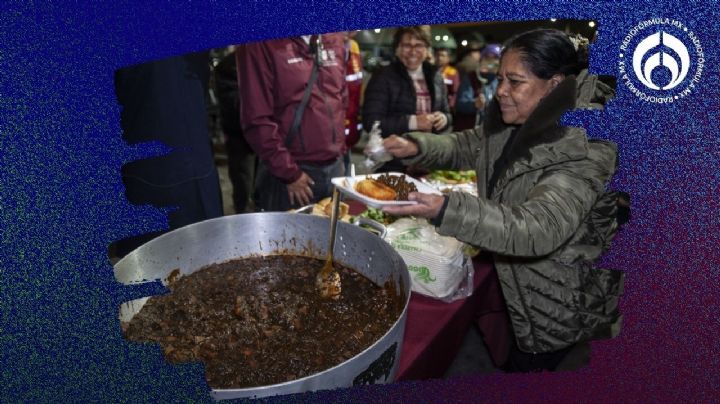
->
[331, 172, 441, 209]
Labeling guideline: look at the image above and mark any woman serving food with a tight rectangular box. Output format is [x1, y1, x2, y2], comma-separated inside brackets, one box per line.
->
[378, 29, 626, 372]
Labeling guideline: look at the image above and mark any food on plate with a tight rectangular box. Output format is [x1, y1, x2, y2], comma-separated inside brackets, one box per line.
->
[355, 179, 397, 201]
[122, 255, 402, 388]
[428, 170, 476, 184]
[375, 173, 418, 200]
[355, 174, 419, 201]
[310, 197, 351, 221]
[357, 207, 398, 225]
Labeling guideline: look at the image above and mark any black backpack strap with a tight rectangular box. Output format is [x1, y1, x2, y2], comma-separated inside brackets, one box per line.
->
[285, 56, 319, 151]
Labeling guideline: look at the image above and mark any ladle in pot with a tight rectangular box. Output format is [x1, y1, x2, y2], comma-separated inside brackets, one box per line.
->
[316, 186, 342, 299]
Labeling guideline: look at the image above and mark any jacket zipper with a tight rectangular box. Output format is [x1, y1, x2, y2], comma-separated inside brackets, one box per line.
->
[508, 260, 540, 353]
[486, 134, 540, 353]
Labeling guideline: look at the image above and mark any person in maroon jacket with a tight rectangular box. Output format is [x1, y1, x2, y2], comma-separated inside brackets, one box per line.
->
[237, 33, 347, 211]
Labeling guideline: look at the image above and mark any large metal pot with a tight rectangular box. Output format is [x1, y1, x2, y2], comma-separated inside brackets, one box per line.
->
[115, 212, 411, 400]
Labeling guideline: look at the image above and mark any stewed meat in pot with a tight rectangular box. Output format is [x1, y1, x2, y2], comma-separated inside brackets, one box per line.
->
[122, 255, 403, 389]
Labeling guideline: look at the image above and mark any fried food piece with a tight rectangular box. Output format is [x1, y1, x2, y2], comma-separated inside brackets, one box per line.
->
[321, 199, 349, 218]
[312, 197, 349, 220]
[355, 179, 397, 201]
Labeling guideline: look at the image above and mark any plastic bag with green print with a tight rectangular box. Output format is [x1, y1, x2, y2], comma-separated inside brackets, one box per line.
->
[384, 217, 474, 302]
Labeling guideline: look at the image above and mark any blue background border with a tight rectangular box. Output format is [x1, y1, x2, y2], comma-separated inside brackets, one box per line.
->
[2, 1, 718, 401]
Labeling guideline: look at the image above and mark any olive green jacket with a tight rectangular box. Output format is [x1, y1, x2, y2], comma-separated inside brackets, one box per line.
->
[404, 71, 623, 353]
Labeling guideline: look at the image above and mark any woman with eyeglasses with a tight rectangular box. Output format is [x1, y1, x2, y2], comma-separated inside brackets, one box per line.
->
[362, 26, 452, 173]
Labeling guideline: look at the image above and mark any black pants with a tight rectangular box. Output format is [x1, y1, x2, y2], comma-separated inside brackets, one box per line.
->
[254, 158, 345, 212]
[500, 339, 575, 373]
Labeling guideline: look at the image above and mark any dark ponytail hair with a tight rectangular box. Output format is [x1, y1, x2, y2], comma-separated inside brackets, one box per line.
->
[502, 29, 589, 79]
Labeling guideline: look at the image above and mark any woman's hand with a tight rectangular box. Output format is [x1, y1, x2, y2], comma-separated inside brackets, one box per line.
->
[416, 113, 435, 131]
[382, 135, 419, 158]
[431, 112, 448, 131]
[381, 192, 445, 219]
[287, 172, 314, 206]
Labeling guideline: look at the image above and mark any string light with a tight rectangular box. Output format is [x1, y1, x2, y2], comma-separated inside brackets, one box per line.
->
[589, 21, 596, 27]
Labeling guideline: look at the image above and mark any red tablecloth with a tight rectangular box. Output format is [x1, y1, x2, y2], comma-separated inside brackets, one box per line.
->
[396, 254, 511, 380]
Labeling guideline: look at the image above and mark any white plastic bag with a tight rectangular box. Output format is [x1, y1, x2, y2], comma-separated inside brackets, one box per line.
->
[384, 218, 474, 302]
[363, 121, 393, 171]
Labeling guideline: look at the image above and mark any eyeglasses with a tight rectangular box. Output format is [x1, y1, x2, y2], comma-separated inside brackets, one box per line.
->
[399, 43, 427, 52]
